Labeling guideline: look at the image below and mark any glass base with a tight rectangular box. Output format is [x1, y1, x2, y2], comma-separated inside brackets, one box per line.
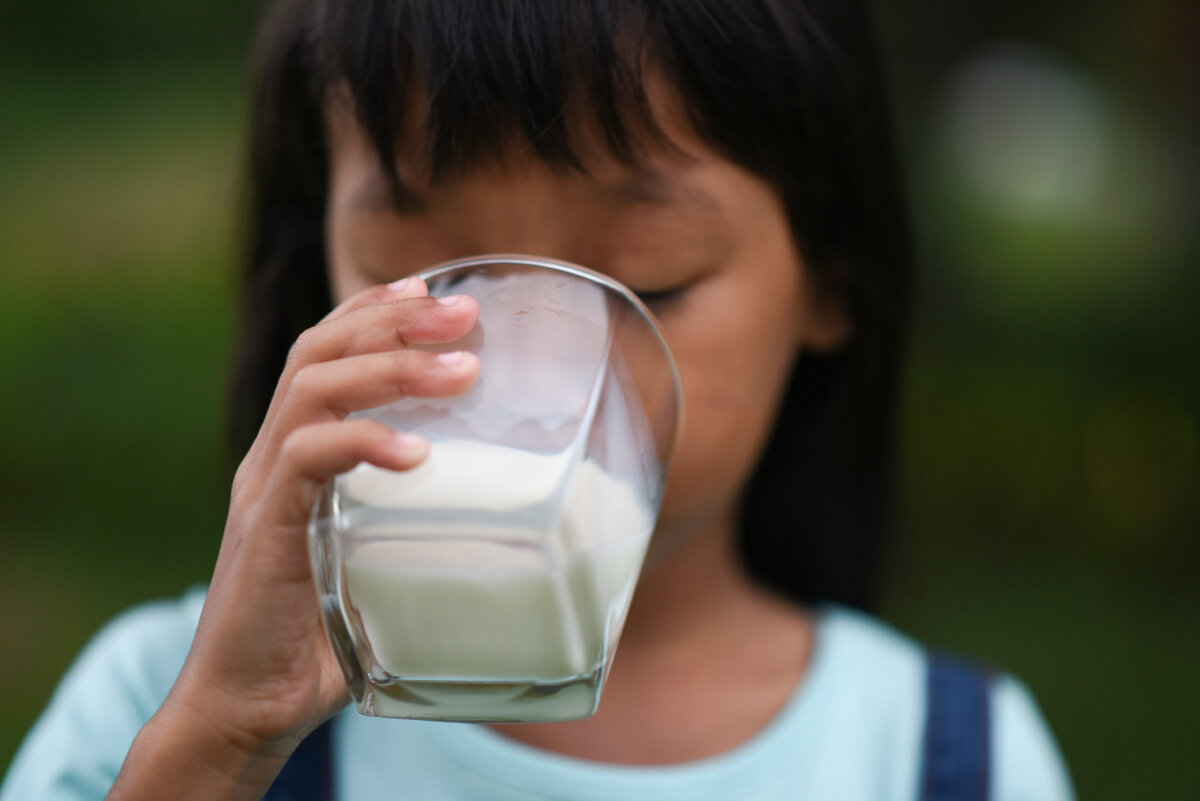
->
[355, 672, 602, 722]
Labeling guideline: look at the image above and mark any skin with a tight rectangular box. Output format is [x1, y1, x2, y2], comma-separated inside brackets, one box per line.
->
[106, 94, 850, 799]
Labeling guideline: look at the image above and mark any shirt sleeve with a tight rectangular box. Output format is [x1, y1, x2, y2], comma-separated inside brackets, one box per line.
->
[0, 591, 203, 801]
[991, 673, 1076, 801]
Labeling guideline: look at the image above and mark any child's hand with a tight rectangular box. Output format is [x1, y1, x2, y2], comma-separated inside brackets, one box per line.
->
[112, 277, 479, 798]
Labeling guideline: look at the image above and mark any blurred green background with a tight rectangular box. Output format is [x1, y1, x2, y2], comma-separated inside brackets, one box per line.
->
[1, 1, 1196, 797]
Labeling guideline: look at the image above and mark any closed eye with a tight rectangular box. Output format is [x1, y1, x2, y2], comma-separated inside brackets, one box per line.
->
[632, 286, 687, 310]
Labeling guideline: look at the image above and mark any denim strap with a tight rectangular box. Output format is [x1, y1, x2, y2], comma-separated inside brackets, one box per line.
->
[261, 719, 334, 801]
[921, 653, 992, 801]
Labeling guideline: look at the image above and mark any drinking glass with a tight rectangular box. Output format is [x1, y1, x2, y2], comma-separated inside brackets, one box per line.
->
[309, 255, 682, 722]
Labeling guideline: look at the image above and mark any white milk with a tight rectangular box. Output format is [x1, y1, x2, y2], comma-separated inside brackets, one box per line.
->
[333, 440, 654, 717]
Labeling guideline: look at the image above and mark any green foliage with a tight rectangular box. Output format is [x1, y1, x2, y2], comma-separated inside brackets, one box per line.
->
[0, 67, 238, 767]
[0, 1, 259, 65]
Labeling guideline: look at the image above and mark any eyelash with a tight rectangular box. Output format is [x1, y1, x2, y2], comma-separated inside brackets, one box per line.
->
[633, 286, 687, 310]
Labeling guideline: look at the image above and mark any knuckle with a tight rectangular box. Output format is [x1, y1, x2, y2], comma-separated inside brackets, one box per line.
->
[388, 305, 417, 346]
[387, 350, 421, 393]
[343, 284, 388, 311]
[287, 365, 344, 422]
[387, 347, 414, 368]
[363, 284, 392, 302]
[289, 362, 321, 397]
[230, 461, 250, 502]
[278, 429, 307, 465]
[285, 327, 318, 369]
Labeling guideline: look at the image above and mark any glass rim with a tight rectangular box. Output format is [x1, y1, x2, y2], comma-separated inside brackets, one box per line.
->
[418, 253, 685, 445]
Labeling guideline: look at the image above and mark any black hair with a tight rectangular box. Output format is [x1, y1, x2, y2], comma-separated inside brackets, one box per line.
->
[232, 0, 913, 612]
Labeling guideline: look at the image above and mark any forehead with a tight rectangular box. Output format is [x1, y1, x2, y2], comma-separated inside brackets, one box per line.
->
[324, 87, 733, 220]
[320, 96, 795, 305]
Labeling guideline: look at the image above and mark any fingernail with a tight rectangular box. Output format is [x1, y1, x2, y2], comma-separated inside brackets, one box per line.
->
[436, 294, 464, 307]
[387, 277, 411, 291]
[392, 431, 427, 458]
[437, 350, 464, 366]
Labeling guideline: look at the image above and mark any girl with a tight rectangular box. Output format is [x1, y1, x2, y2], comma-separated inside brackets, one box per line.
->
[2, 1, 1074, 799]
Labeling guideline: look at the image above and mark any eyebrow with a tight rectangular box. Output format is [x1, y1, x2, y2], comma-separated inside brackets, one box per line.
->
[347, 166, 722, 216]
[347, 174, 428, 215]
[599, 169, 723, 213]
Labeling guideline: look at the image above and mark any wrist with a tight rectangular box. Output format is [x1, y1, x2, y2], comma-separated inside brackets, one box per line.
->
[107, 692, 297, 801]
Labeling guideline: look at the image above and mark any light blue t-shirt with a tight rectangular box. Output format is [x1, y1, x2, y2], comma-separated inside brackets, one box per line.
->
[1, 588, 1074, 800]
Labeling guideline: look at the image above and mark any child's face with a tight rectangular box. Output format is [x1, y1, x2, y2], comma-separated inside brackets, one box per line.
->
[323, 99, 848, 557]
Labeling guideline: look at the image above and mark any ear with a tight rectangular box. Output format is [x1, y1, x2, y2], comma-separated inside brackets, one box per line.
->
[799, 265, 853, 353]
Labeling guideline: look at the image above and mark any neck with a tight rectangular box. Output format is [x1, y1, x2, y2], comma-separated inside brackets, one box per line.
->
[622, 508, 783, 651]
[489, 509, 814, 764]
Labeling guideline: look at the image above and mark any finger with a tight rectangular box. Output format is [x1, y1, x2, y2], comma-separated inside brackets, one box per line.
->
[284, 292, 480, 375]
[271, 419, 429, 528]
[242, 278, 434, 468]
[247, 292, 479, 467]
[320, 275, 429, 324]
[278, 348, 480, 430]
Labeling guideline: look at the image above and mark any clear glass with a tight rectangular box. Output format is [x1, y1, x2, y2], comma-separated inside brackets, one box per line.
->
[309, 255, 683, 723]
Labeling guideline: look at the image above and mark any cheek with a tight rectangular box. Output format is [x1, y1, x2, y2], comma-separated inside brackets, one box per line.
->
[326, 217, 373, 303]
[327, 258, 366, 305]
[326, 213, 457, 302]
[655, 268, 803, 531]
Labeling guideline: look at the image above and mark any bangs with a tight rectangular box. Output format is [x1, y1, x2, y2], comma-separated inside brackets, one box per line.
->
[314, 0, 673, 193]
[303, 0, 879, 268]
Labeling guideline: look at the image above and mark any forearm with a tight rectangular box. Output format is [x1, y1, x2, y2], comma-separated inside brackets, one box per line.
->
[105, 698, 293, 801]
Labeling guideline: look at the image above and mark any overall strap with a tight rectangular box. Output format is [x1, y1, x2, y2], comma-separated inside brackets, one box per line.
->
[261, 719, 335, 801]
[920, 653, 992, 801]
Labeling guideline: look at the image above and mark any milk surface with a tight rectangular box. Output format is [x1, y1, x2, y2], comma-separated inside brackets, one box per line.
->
[336, 440, 654, 683]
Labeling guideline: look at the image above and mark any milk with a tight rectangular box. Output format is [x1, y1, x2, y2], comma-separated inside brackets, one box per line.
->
[330, 439, 655, 721]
